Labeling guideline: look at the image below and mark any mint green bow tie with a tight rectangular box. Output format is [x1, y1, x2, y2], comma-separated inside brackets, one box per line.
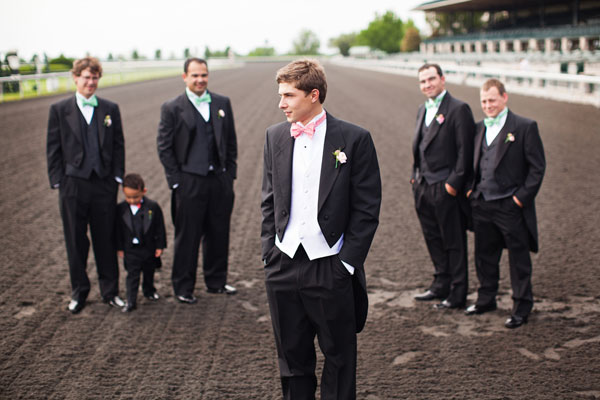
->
[81, 95, 98, 107]
[484, 108, 508, 128]
[194, 92, 212, 105]
[425, 96, 442, 110]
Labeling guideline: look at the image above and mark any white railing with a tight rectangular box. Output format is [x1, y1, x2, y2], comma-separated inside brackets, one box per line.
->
[329, 57, 600, 107]
[0, 58, 243, 102]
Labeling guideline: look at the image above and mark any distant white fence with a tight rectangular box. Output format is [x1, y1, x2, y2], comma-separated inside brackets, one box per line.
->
[329, 57, 600, 107]
[0, 58, 243, 102]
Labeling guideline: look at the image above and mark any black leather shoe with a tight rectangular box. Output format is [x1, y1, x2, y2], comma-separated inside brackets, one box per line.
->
[144, 292, 160, 301]
[206, 284, 237, 295]
[122, 303, 136, 313]
[433, 299, 465, 310]
[465, 303, 497, 315]
[105, 296, 125, 308]
[176, 295, 198, 304]
[505, 315, 528, 329]
[67, 299, 85, 314]
[414, 290, 445, 301]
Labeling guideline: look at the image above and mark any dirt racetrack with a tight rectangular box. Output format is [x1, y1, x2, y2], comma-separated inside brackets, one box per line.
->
[1, 61, 599, 399]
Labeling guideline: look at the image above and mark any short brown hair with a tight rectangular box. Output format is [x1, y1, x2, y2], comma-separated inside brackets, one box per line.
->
[72, 57, 103, 77]
[123, 173, 145, 190]
[481, 78, 506, 95]
[418, 63, 443, 77]
[184, 57, 208, 73]
[276, 59, 327, 104]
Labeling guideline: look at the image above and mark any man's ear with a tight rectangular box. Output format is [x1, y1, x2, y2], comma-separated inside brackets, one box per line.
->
[311, 89, 320, 104]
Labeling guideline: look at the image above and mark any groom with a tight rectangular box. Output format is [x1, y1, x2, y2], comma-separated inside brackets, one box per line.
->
[261, 59, 381, 399]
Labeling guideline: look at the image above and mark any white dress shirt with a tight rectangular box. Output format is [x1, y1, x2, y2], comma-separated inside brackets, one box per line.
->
[424, 90, 446, 127]
[186, 87, 210, 122]
[485, 107, 508, 145]
[75, 92, 95, 125]
[276, 110, 354, 274]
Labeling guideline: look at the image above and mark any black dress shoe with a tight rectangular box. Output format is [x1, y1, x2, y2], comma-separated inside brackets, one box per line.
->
[67, 299, 85, 314]
[206, 284, 237, 295]
[144, 292, 160, 301]
[122, 303, 136, 313]
[505, 315, 528, 329]
[414, 290, 445, 301]
[176, 294, 198, 304]
[464, 303, 497, 316]
[433, 299, 465, 310]
[105, 296, 125, 308]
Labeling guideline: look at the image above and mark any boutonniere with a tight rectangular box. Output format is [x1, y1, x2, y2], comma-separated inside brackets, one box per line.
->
[218, 109, 225, 118]
[148, 210, 153, 221]
[333, 149, 347, 168]
[436, 114, 445, 124]
[104, 115, 112, 127]
[505, 133, 515, 143]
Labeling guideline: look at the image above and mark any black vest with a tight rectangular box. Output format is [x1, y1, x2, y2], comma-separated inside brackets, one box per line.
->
[181, 111, 219, 176]
[65, 110, 107, 179]
[418, 118, 450, 184]
[474, 135, 516, 201]
[130, 206, 144, 246]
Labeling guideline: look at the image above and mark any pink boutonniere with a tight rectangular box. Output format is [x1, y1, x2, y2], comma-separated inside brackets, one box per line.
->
[436, 114, 445, 125]
[333, 149, 347, 168]
[505, 133, 515, 143]
[104, 115, 112, 127]
[218, 109, 225, 118]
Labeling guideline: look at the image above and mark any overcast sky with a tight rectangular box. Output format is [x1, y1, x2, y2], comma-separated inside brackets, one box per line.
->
[2, 0, 428, 60]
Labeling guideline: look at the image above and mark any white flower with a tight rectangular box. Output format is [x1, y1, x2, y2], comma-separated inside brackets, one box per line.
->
[104, 115, 112, 127]
[218, 109, 225, 118]
[333, 149, 347, 168]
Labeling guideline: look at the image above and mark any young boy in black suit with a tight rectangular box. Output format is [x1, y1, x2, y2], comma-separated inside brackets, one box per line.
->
[116, 174, 167, 312]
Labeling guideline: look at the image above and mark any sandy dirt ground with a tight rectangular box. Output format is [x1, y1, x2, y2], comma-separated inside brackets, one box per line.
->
[0, 62, 599, 399]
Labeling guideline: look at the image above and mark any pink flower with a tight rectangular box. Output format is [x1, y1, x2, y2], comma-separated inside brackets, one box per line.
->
[333, 149, 347, 168]
[505, 133, 515, 143]
[436, 114, 444, 124]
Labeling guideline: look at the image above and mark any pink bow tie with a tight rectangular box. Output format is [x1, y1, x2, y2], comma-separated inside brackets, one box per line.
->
[290, 113, 326, 139]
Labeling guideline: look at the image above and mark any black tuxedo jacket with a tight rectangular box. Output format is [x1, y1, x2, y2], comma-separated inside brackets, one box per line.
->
[157, 91, 237, 188]
[46, 95, 125, 187]
[412, 92, 475, 192]
[470, 110, 546, 252]
[261, 112, 382, 333]
[115, 197, 167, 260]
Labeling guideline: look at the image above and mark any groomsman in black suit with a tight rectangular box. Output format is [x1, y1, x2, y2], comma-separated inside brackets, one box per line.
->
[411, 64, 475, 309]
[465, 79, 545, 329]
[46, 57, 125, 313]
[261, 59, 381, 399]
[157, 58, 237, 304]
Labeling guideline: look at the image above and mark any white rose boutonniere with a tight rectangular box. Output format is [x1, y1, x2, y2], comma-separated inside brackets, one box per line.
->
[505, 133, 515, 143]
[104, 115, 112, 127]
[333, 149, 347, 168]
[218, 109, 225, 118]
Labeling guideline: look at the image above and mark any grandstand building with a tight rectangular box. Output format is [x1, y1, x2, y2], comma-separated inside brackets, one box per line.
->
[415, 0, 600, 55]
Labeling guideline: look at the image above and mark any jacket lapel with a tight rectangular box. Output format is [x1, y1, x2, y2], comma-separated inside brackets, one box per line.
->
[273, 123, 294, 213]
[180, 94, 197, 132]
[473, 123, 486, 173]
[318, 112, 345, 212]
[413, 105, 425, 156]
[494, 111, 515, 168]
[121, 206, 133, 233]
[65, 96, 82, 145]
[95, 98, 107, 146]
[209, 92, 223, 152]
[142, 201, 152, 234]
[421, 92, 450, 150]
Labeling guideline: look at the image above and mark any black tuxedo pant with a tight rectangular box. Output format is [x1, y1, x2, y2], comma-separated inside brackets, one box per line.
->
[413, 180, 468, 304]
[265, 245, 357, 400]
[471, 196, 533, 317]
[124, 254, 157, 306]
[171, 172, 234, 296]
[58, 174, 119, 302]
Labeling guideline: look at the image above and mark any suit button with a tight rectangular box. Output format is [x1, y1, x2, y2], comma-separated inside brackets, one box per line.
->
[324, 215, 329, 220]
[282, 211, 287, 216]
[330, 232, 335, 237]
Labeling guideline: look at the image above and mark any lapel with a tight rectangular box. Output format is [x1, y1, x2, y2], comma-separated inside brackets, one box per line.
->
[121, 205, 133, 233]
[413, 105, 425, 156]
[421, 92, 450, 150]
[95, 97, 107, 147]
[180, 93, 197, 134]
[493, 110, 516, 169]
[273, 123, 295, 212]
[318, 112, 345, 212]
[473, 122, 486, 173]
[209, 92, 223, 151]
[65, 96, 83, 145]
[141, 200, 152, 234]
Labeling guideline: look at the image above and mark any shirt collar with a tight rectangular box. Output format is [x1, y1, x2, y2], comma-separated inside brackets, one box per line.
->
[186, 87, 207, 104]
